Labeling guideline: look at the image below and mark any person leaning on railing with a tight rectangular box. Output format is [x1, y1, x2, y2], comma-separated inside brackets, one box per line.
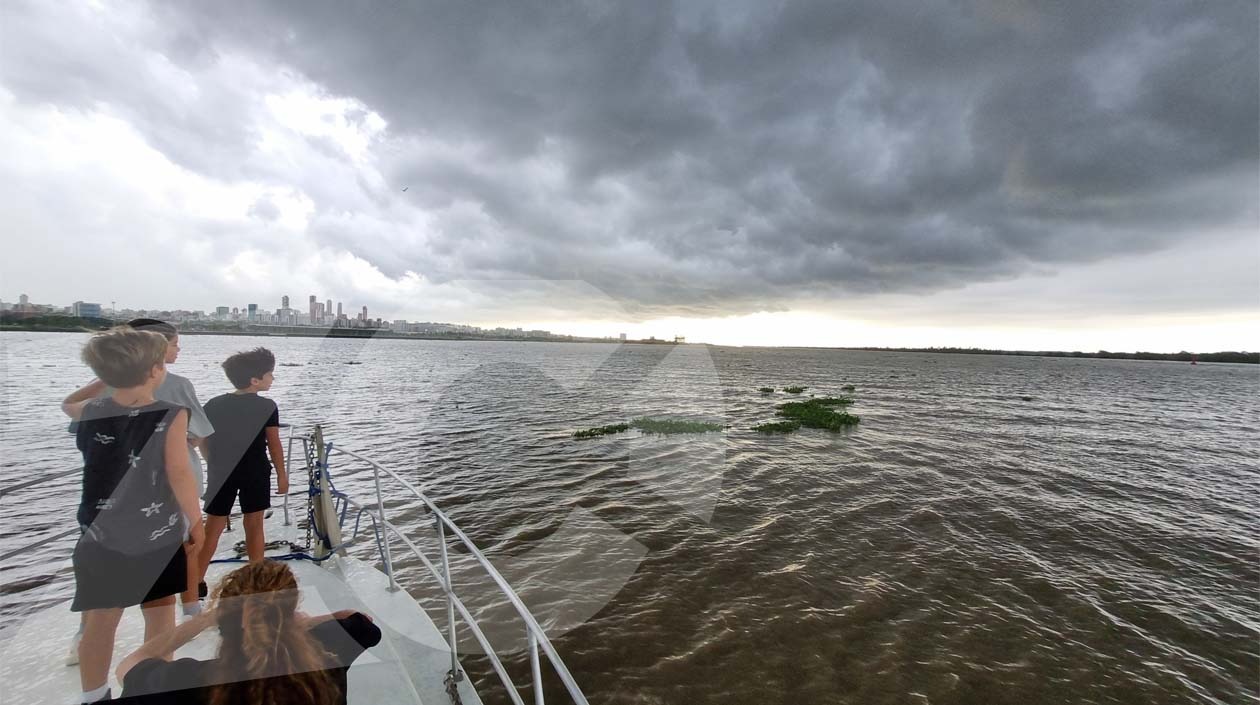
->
[115, 561, 381, 705]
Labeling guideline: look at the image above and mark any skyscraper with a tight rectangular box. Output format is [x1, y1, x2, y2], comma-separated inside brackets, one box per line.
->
[282, 295, 289, 309]
[309, 295, 317, 324]
[336, 302, 343, 317]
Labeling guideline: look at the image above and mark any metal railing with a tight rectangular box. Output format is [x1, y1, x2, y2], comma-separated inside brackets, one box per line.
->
[296, 431, 590, 705]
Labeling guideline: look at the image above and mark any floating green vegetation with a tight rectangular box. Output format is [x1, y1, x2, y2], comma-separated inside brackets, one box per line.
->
[573, 423, 631, 439]
[777, 399, 860, 430]
[1020, 395, 1033, 402]
[279, 363, 304, 367]
[758, 386, 775, 393]
[811, 396, 855, 406]
[783, 386, 808, 394]
[752, 420, 801, 434]
[841, 384, 856, 392]
[631, 418, 724, 434]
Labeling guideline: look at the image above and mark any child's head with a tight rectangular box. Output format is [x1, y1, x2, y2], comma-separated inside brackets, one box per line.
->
[222, 347, 276, 391]
[126, 318, 180, 364]
[81, 327, 168, 389]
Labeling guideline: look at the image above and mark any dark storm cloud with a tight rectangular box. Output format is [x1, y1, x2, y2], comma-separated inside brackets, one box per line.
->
[7, 0, 1257, 316]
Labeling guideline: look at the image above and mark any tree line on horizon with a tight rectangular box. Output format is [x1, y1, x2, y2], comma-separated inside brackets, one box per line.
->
[842, 346, 1258, 364]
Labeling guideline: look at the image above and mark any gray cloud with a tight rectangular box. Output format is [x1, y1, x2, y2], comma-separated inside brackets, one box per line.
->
[3, 0, 1257, 320]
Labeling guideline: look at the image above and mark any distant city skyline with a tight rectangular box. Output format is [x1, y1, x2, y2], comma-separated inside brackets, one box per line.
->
[0, 291, 616, 341]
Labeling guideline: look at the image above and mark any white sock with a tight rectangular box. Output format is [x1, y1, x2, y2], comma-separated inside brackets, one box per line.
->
[80, 683, 110, 702]
[182, 602, 203, 617]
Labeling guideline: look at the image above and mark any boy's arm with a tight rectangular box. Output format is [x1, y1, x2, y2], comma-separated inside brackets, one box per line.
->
[189, 435, 208, 460]
[164, 410, 204, 549]
[265, 426, 288, 495]
[61, 379, 107, 420]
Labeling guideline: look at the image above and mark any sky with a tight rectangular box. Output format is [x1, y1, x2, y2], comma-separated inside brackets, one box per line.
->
[0, 0, 1256, 351]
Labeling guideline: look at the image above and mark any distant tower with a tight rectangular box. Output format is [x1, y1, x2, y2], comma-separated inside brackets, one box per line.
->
[308, 295, 317, 323]
[326, 299, 333, 317]
[19, 294, 29, 306]
[247, 303, 258, 321]
[337, 302, 343, 317]
[361, 305, 368, 321]
[619, 333, 627, 342]
[282, 295, 289, 309]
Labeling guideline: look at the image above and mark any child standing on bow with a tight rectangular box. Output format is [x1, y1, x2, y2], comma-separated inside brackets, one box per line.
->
[198, 348, 288, 577]
[61, 327, 205, 704]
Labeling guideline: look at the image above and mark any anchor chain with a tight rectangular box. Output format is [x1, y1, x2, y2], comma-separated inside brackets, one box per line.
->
[443, 669, 465, 705]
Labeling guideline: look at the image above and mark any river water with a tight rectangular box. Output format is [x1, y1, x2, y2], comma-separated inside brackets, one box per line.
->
[1, 332, 1256, 705]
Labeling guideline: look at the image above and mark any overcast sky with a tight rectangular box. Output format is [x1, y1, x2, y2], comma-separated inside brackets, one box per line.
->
[1, 0, 1256, 350]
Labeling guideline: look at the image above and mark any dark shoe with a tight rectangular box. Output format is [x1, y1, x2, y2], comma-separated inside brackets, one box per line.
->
[198, 581, 208, 599]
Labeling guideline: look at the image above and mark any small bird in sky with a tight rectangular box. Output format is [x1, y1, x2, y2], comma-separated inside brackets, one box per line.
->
[402, 187, 408, 192]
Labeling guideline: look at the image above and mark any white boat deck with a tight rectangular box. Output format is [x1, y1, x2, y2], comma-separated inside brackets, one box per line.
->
[0, 512, 482, 705]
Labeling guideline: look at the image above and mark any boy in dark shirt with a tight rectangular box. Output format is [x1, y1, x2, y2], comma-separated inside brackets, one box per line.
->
[198, 348, 288, 578]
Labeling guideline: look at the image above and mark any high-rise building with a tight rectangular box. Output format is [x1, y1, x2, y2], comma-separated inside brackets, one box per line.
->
[216, 306, 230, 318]
[309, 295, 317, 325]
[337, 302, 343, 317]
[326, 299, 333, 318]
[282, 295, 289, 309]
[247, 303, 258, 320]
[361, 305, 368, 321]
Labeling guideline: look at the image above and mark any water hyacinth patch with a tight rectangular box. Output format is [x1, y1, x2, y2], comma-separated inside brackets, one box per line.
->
[752, 420, 801, 433]
[841, 384, 856, 392]
[777, 399, 860, 430]
[758, 387, 775, 393]
[573, 423, 631, 439]
[783, 386, 808, 394]
[631, 418, 724, 434]
[811, 396, 855, 406]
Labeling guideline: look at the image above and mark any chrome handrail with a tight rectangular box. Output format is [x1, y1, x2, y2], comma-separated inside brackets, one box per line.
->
[0, 467, 81, 497]
[318, 442, 590, 705]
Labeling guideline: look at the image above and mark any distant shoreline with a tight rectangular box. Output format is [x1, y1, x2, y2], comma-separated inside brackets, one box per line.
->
[830, 346, 1257, 364]
[0, 319, 676, 346]
[2, 319, 1254, 363]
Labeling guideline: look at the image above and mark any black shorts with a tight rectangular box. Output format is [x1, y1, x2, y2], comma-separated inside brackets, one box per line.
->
[72, 540, 186, 611]
[204, 467, 271, 516]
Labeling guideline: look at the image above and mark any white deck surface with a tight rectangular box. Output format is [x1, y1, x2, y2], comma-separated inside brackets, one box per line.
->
[0, 512, 482, 705]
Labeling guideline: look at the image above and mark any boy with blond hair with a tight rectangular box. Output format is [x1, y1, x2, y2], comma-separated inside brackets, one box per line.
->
[63, 317, 214, 620]
[61, 327, 205, 704]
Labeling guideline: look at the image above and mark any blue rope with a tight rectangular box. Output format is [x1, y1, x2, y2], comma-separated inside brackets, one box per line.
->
[306, 441, 353, 555]
[209, 551, 325, 564]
